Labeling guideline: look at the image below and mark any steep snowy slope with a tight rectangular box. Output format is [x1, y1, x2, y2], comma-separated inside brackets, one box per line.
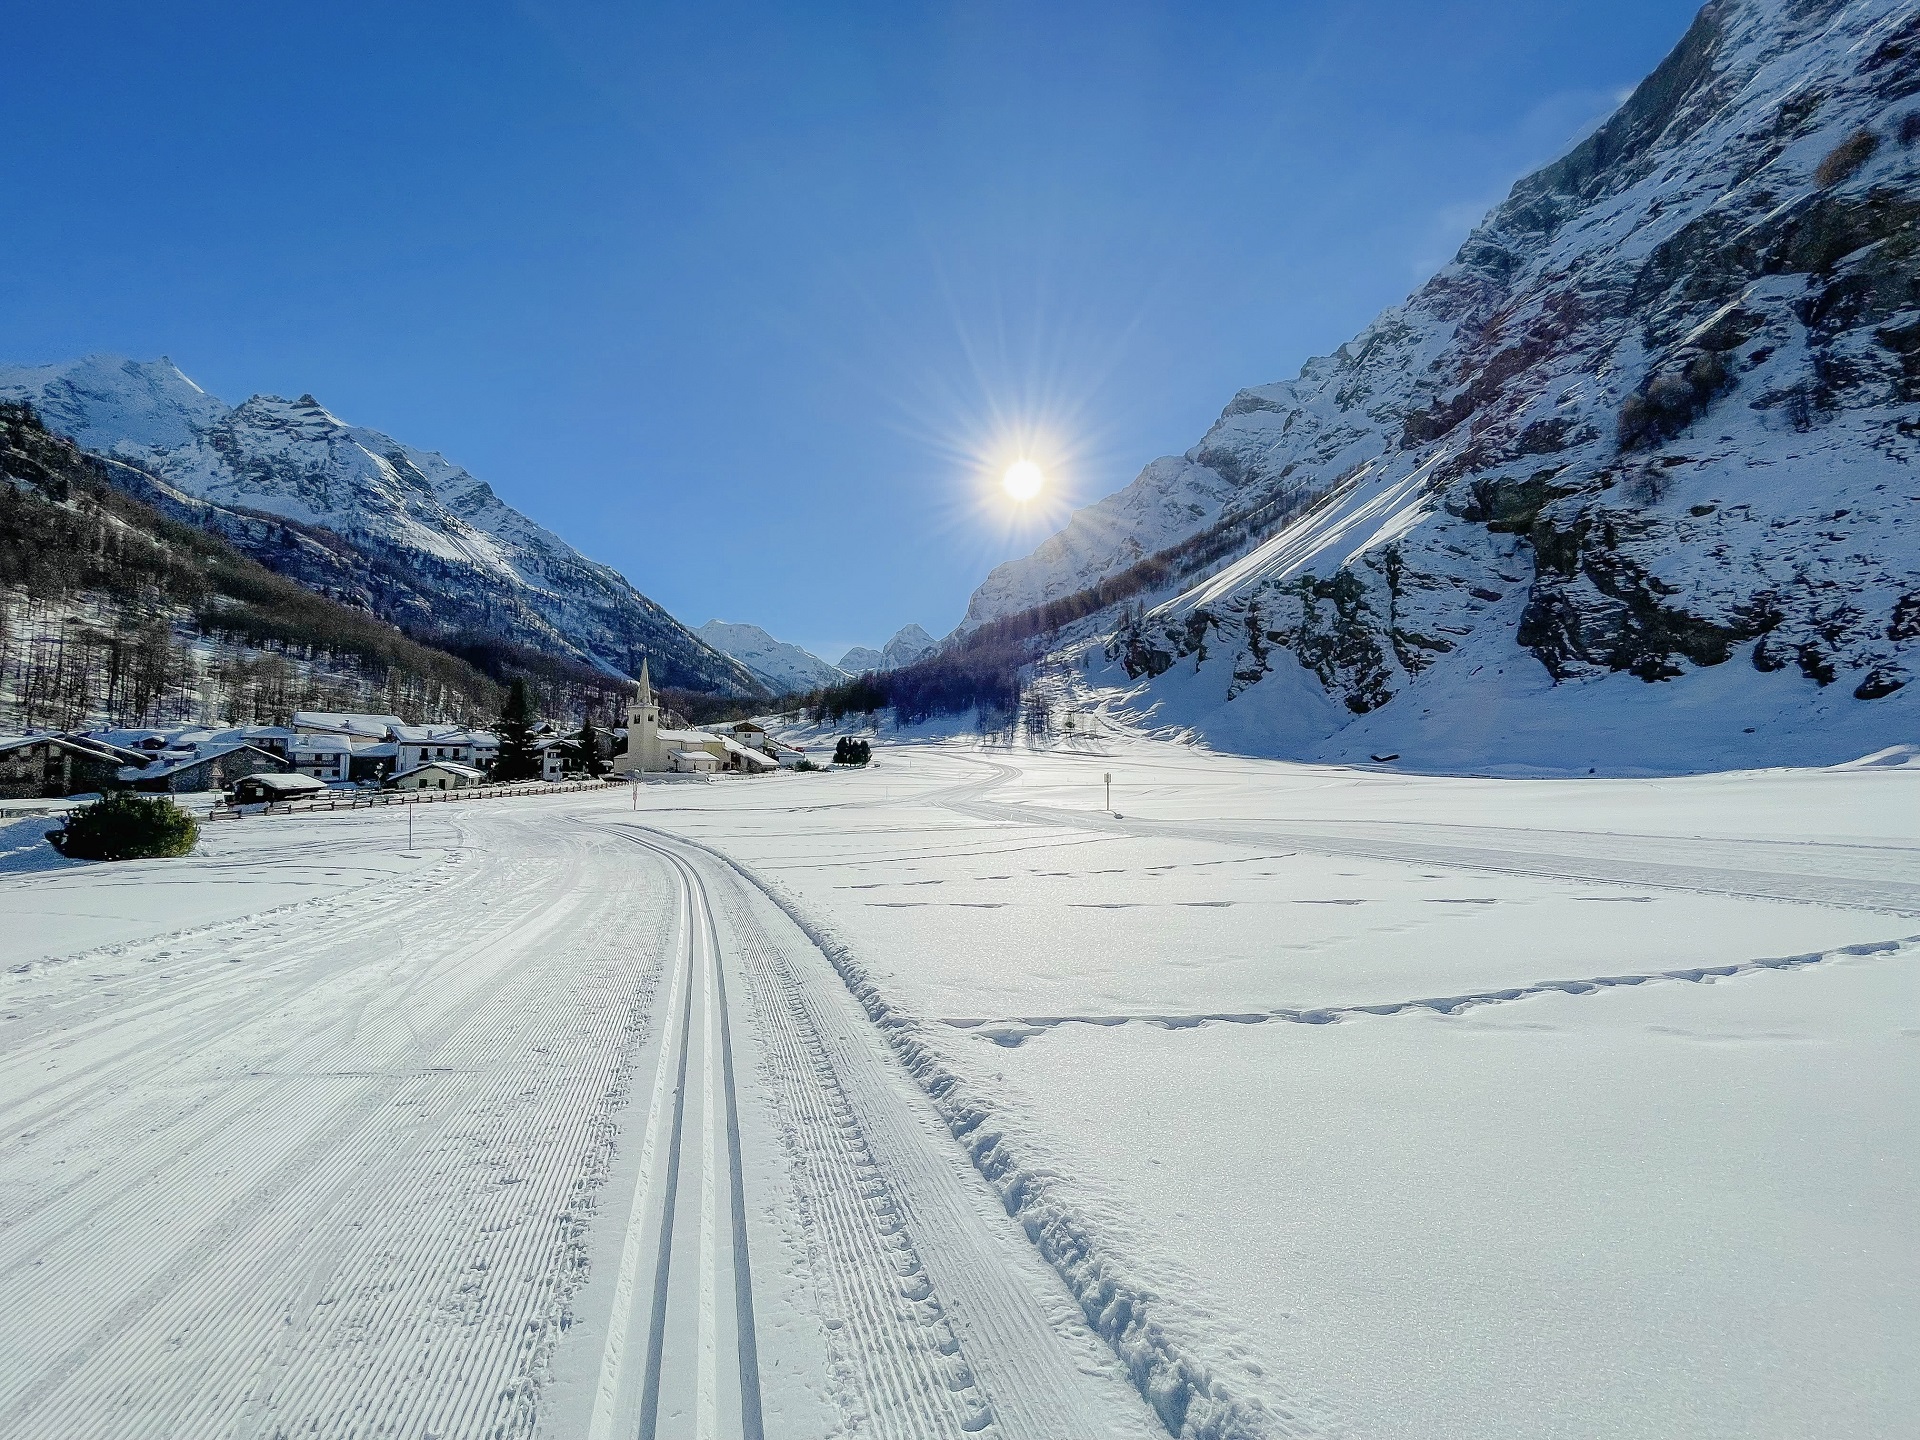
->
[969, 0, 1920, 764]
[0, 356, 762, 695]
[696, 619, 847, 691]
[837, 624, 939, 674]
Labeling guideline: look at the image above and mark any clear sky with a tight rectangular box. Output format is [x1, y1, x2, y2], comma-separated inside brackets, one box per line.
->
[1, 1, 1701, 664]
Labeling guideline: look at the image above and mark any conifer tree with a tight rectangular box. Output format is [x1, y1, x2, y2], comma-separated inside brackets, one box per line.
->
[578, 712, 604, 777]
[495, 677, 539, 781]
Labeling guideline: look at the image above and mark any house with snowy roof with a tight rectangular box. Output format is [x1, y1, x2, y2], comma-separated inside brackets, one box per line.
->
[0, 733, 148, 799]
[290, 734, 354, 782]
[291, 712, 403, 748]
[532, 736, 589, 781]
[120, 741, 291, 795]
[386, 759, 486, 792]
[393, 725, 498, 773]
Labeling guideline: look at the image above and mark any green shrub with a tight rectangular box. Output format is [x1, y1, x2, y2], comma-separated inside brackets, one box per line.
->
[48, 792, 199, 861]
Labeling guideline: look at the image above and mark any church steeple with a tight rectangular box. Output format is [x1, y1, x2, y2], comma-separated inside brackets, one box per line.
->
[638, 656, 652, 706]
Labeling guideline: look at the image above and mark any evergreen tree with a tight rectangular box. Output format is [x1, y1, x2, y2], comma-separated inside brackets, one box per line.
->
[578, 712, 605, 777]
[495, 677, 539, 781]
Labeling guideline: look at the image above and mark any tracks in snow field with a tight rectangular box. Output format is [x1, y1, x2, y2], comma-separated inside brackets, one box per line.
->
[591, 832, 764, 1440]
[3, 794, 1161, 1440]
[942, 755, 1920, 915]
[0, 805, 676, 1440]
[601, 823, 1161, 1440]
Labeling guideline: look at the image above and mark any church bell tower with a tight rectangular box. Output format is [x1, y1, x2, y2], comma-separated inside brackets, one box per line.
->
[628, 658, 659, 771]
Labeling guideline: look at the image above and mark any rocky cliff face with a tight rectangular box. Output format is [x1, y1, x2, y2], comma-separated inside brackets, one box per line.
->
[0, 356, 763, 696]
[969, 0, 1920, 761]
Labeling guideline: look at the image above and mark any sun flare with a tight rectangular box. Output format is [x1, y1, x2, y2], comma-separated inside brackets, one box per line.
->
[1002, 458, 1044, 502]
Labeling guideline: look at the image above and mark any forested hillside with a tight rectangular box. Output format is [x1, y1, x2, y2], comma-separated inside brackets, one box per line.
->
[0, 356, 764, 698]
[0, 402, 627, 730]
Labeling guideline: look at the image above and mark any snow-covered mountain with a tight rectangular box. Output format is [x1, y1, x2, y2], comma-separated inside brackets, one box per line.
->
[0, 356, 763, 696]
[971, 0, 1920, 767]
[837, 624, 938, 674]
[696, 620, 847, 692]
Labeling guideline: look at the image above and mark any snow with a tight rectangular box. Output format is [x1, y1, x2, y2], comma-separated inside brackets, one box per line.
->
[986, 953, 1917, 1440]
[837, 624, 940, 675]
[957, 0, 1920, 763]
[1078, 628, 1920, 777]
[3, 730, 1914, 1436]
[696, 619, 846, 692]
[0, 788, 1159, 1439]
[634, 724, 1920, 1438]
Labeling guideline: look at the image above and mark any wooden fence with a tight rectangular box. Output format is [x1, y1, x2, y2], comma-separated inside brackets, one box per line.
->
[203, 778, 618, 821]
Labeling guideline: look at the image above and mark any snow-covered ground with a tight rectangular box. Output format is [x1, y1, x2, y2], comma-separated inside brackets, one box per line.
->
[642, 721, 1920, 1438]
[0, 791, 1156, 1439]
[3, 732, 1914, 1437]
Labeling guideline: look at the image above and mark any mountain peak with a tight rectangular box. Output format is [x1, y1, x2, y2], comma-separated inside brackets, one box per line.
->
[837, 624, 938, 675]
[0, 354, 766, 697]
[696, 619, 845, 693]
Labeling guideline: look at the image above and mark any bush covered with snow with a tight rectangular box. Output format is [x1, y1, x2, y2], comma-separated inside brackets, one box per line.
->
[47, 792, 198, 861]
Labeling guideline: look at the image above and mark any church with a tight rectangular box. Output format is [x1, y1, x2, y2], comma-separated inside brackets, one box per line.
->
[612, 661, 777, 776]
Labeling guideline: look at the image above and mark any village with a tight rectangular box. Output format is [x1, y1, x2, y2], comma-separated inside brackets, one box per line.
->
[0, 660, 800, 808]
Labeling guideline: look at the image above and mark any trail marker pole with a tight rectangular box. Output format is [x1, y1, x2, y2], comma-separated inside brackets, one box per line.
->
[1104, 772, 1111, 812]
[408, 798, 414, 852]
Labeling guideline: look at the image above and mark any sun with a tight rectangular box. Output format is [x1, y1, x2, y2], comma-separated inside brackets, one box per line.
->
[1002, 458, 1044, 502]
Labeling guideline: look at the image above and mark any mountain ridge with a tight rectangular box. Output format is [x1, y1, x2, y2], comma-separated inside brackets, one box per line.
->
[0, 355, 764, 697]
[967, 0, 1920, 768]
[696, 620, 847, 693]
[838, 624, 938, 675]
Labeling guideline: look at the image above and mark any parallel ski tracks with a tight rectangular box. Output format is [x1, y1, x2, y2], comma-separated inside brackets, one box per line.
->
[3, 792, 1162, 1439]
[621, 822, 1160, 1440]
[592, 829, 764, 1440]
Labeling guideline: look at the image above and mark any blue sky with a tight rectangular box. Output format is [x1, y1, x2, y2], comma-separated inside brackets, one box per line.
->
[0, 1, 1700, 663]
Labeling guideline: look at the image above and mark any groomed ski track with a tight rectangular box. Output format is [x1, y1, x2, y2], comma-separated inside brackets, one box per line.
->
[0, 791, 1159, 1440]
[585, 830, 763, 1440]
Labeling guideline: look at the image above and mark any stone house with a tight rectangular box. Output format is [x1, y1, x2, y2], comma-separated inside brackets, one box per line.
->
[122, 742, 292, 795]
[0, 734, 149, 799]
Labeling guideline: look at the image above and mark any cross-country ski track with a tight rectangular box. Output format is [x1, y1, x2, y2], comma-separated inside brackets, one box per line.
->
[4, 743, 1913, 1439]
[0, 789, 1161, 1440]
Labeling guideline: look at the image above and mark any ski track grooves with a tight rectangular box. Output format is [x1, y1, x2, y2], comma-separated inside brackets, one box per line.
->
[632, 745, 1916, 1440]
[625, 822, 1253, 1440]
[0, 804, 673, 1439]
[591, 830, 764, 1440]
